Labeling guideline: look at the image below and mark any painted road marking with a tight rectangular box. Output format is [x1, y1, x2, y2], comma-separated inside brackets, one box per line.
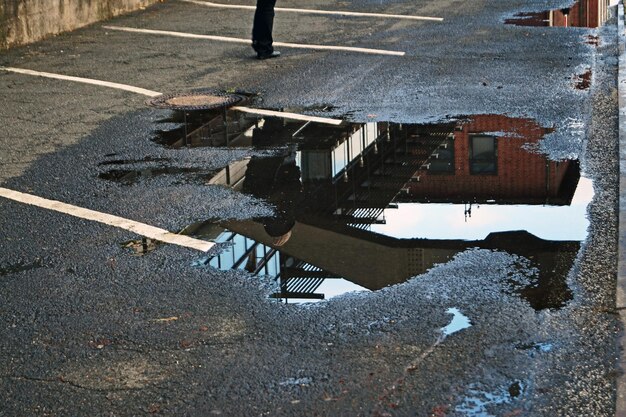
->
[0, 66, 162, 97]
[182, 0, 443, 22]
[103, 25, 406, 56]
[0, 187, 215, 252]
[231, 106, 344, 125]
[0, 67, 344, 124]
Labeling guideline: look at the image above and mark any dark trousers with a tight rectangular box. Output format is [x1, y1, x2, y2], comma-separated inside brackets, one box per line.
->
[252, 0, 276, 55]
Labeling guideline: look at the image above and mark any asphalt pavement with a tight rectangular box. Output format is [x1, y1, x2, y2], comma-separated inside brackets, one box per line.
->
[0, 0, 621, 416]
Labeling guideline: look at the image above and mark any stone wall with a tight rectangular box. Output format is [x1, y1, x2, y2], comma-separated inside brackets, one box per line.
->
[0, 0, 160, 49]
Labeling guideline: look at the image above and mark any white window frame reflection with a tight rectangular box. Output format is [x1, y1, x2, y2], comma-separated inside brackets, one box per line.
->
[331, 123, 379, 179]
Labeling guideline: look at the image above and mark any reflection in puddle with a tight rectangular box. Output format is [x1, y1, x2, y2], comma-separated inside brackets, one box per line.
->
[146, 110, 592, 307]
[99, 156, 170, 166]
[515, 341, 554, 357]
[121, 238, 159, 256]
[0, 258, 44, 276]
[279, 376, 313, 387]
[456, 381, 526, 417]
[441, 308, 472, 336]
[505, 0, 608, 28]
[586, 34, 600, 46]
[370, 177, 591, 242]
[100, 167, 216, 185]
[153, 109, 253, 149]
[574, 69, 592, 90]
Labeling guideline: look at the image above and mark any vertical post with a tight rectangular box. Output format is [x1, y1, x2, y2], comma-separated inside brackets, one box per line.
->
[183, 112, 189, 147]
[222, 106, 229, 146]
[280, 254, 288, 304]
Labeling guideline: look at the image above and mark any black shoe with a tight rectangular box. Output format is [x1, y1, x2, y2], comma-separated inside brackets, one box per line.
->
[257, 51, 281, 60]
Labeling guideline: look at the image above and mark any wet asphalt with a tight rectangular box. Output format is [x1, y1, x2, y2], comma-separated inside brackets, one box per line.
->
[0, 0, 621, 416]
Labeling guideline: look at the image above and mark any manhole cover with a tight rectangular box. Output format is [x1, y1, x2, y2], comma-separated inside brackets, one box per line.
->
[147, 90, 245, 111]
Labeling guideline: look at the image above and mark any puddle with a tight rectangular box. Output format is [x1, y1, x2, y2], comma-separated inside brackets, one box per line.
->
[121, 238, 159, 256]
[144, 111, 593, 306]
[505, 0, 608, 28]
[455, 381, 526, 417]
[0, 258, 44, 276]
[191, 223, 370, 303]
[586, 34, 600, 46]
[441, 308, 472, 336]
[99, 156, 170, 166]
[153, 109, 254, 149]
[515, 341, 554, 357]
[279, 377, 313, 387]
[574, 69, 592, 90]
[99, 167, 216, 185]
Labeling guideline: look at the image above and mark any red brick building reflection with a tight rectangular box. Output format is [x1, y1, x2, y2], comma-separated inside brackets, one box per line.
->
[404, 114, 579, 205]
[506, 0, 609, 28]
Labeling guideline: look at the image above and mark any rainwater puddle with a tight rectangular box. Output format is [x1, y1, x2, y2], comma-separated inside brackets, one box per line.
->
[99, 156, 170, 165]
[586, 34, 600, 46]
[153, 109, 254, 149]
[574, 69, 592, 90]
[515, 341, 554, 357]
[442, 308, 472, 336]
[279, 376, 313, 387]
[144, 110, 592, 306]
[505, 0, 608, 28]
[456, 381, 526, 417]
[99, 167, 216, 185]
[0, 258, 44, 276]
[121, 237, 159, 256]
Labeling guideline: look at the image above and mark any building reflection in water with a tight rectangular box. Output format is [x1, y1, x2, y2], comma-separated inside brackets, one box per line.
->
[154, 110, 590, 309]
[505, 0, 609, 28]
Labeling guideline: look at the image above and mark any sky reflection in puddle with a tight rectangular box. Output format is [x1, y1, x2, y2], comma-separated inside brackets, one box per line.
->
[370, 176, 592, 241]
[441, 308, 472, 336]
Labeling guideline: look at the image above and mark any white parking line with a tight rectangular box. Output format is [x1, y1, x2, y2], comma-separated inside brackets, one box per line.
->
[0, 67, 344, 245]
[231, 106, 344, 125]
[182, 0, 444, 22]
[0, 68, 344, 124]
[103, 25, 406, 56]
[0, 66, 162, 97]
[0, 187, 215, 252]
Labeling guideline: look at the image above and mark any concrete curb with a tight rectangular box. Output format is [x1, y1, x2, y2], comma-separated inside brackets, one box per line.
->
[617, 1, 626, 416]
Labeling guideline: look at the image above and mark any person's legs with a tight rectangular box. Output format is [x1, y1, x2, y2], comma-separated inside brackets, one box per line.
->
[252, 0, 277, 56]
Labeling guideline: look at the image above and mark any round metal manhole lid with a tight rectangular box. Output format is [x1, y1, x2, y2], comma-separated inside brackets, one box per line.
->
[147, 90, 245, 111]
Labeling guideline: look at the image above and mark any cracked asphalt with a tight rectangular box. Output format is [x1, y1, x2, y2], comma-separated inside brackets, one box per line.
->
[0, 0, 621, 415]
